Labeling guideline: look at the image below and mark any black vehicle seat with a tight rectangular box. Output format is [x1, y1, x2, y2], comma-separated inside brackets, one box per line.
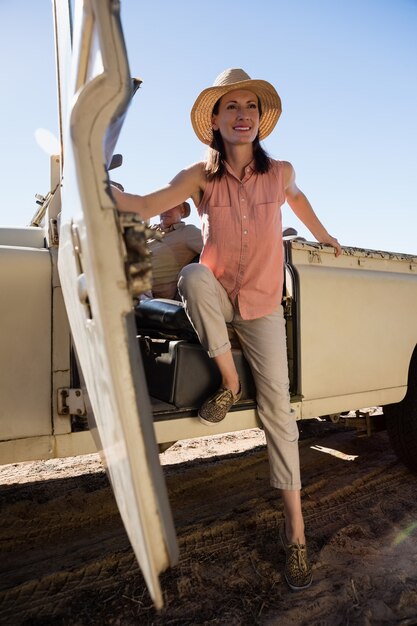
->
[135, 297, 241, 346]
[135, 298, 255, 408]
[135, 298, 197, 341]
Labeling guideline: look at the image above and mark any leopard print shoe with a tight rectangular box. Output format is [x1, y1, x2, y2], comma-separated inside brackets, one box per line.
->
[279, 523, 313, 591]
[198, 385, 242, 426]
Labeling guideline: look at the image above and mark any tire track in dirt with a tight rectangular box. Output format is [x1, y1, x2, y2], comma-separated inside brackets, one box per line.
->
[0, 490, 120, 553]
[173, 462, 412, 555]
[1, 427, 417, 625]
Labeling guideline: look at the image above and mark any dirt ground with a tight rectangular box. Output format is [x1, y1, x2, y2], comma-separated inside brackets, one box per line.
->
[1, 419, 417, 626]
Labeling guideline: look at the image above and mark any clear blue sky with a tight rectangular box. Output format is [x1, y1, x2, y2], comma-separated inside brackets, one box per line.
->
[1, 0, 416, 254]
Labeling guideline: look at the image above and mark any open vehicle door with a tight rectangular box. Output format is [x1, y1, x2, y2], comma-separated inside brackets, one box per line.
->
[54, 0, 178, 608]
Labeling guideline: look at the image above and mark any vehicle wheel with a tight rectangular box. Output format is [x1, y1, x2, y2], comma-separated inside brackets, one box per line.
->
[384, 350, 417, 473]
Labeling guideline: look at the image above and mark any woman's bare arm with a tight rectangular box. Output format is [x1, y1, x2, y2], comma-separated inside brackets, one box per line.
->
[283, 161, 342, 256]
[111, 161, 206, 220]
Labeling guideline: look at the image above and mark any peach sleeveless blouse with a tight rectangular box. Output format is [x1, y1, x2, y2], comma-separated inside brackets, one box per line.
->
[197, 159, 286, 320]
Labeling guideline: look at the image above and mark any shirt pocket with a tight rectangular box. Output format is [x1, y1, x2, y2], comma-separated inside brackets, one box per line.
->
[203, 205, 234, 246]
[254, 202, 281, 239]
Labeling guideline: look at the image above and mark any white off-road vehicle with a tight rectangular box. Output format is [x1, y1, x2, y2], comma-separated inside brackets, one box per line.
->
[1, 0, 416, 609]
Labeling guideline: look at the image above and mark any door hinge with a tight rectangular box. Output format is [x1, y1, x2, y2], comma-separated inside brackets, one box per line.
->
[58, 388, 86, 416]
[49, 217, 60, 246]
[283, 295, 293, 319]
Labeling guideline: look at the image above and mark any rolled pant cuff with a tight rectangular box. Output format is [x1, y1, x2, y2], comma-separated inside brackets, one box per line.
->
[208, 341, 231, 358]
[270, 480, 302, 491]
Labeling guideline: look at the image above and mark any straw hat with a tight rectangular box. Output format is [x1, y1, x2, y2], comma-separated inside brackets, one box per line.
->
[181, 201, 191, 218]
[191, 68, 282, 145]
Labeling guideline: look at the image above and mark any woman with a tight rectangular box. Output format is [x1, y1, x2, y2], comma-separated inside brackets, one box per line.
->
[112, 68, 341, 591]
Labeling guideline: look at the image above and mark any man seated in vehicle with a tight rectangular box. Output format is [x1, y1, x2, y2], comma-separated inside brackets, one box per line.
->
[143, 202, 203, 300]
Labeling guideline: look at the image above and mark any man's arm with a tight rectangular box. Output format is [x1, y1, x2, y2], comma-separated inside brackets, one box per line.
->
[185, 225, 204, 254]
[283, 161, 342, 257]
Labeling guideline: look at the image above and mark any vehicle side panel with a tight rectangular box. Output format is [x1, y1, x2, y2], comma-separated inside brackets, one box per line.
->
[289, 242, 417, 414]
[0, 246, 52, 441]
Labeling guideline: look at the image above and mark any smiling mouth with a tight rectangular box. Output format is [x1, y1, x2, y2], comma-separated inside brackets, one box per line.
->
[233, 126, 251, 131]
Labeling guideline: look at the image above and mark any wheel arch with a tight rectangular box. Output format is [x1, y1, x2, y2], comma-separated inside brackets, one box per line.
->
[384, 343, 417, 473]
[402, 343, 417, 402]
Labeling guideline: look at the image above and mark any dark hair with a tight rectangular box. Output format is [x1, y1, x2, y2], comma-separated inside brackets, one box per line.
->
[205, 96, 271, 180]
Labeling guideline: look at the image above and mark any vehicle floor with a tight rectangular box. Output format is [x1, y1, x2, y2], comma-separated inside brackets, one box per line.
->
[1, 421, 417, 625]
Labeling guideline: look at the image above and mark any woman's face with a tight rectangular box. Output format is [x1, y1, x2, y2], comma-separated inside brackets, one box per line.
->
[211, 89, 260, 146]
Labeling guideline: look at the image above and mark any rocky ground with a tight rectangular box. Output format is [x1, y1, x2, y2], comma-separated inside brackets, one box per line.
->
[1, 420, 417, 625]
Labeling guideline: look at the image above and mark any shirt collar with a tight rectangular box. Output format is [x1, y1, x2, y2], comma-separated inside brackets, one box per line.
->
[155, 220, 185, 233]
[224, 159, 255, 182]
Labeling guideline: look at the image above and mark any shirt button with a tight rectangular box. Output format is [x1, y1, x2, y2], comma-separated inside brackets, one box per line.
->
[243, 230, 248, 235]
[243, 215, 247, 219]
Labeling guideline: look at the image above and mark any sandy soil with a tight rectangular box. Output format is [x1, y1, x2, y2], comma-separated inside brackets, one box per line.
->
[1, 420, 417, 626]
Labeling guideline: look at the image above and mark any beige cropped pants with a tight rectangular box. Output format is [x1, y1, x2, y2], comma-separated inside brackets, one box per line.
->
[178, 263, 301, 491]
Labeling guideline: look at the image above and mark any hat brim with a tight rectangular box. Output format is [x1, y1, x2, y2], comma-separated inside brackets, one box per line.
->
[191, 78, 282, 145]
[181, 202, 191, 218]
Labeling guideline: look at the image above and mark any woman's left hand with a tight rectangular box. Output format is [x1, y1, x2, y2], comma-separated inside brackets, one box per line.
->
[320, 234, 342, 257]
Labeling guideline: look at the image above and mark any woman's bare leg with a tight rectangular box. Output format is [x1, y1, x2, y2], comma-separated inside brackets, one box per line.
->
[281, 489, 306, 544]
[213, 350, 240, 395]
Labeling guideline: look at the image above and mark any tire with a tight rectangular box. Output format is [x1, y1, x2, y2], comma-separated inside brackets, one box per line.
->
[384, 348, 417, 473]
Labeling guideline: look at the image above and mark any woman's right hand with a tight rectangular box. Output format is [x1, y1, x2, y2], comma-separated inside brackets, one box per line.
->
[110, 185, 146, 216]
